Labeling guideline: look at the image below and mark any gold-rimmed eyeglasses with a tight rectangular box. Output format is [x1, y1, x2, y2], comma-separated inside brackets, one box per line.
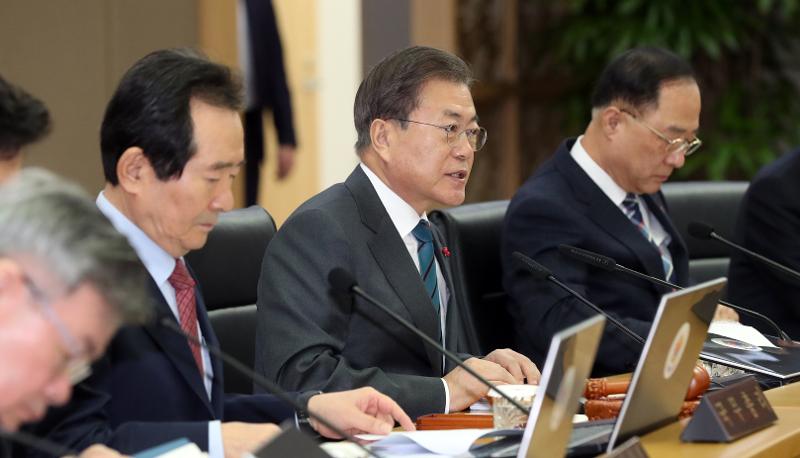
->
[394, 118, 488, 152]
[620, 109, 702, 157]
[23, 276, 92, 385]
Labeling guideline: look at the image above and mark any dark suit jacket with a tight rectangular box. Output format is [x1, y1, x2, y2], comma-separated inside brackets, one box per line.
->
[243, 0, 295, 150]
[24, 279, 294, 456]
[0, 437, 10, 458]
[728, 148, 800, 339]
[501, 138, 689, 376]
[255, 166, 474, 419]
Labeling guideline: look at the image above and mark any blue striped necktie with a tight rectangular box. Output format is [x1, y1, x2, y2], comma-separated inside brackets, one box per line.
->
[411, 220, 442, 319]
[622, 193, 676, 284]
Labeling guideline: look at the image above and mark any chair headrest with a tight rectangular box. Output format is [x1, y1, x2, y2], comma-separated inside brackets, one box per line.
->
[661, 181, 749, 259]
[186, 206, 276, 310]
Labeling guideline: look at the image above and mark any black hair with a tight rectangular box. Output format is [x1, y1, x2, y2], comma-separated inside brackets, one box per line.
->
[100, 48, 242, 185]
[353, 46, 473, 153]
[591, 46, 695, 111]
[0, 75, 51, 157]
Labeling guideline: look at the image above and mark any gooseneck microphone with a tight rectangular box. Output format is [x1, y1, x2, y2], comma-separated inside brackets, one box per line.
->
[327, 267, 531, 416]
[511, 252, 645, 345]
[688, 222, 800, 283]
[158, 319, 381, 458]
[557, 244, 793, 342]
[0, 428, 76, 457]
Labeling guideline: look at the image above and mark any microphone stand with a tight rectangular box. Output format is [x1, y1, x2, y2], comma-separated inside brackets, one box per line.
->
[159, 319, 382, 458]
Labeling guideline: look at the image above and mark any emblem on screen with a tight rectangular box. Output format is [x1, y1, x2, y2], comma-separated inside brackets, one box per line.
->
[710, 337, 762, 352]
[663, 322, 690, 379]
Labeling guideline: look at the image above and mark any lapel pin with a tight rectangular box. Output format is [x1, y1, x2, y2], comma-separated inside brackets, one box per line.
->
[441, 247, 451, 257]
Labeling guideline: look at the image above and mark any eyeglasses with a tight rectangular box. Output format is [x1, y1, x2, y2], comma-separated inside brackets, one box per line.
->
[23, 276, 92, 385]
[394, 119, 488, 151]
[620, 109, 702, 157]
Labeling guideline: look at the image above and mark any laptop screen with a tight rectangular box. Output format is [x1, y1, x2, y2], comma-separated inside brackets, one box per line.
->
[607, 277, 726, 450]
[518, 314, 606, 458]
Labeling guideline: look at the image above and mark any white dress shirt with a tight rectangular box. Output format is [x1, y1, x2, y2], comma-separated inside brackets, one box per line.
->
[96, 192, 223, 457]
[570, 136, 672, 252]
[360, 163, 453, 413]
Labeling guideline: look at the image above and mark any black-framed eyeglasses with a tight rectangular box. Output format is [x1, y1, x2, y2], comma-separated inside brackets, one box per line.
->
[394, 118, 488, 152]
[23, 276, 92, 385]
[620, 109, 702, 157]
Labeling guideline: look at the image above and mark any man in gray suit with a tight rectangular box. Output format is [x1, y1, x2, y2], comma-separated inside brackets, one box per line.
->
[255, 46, 539, 419]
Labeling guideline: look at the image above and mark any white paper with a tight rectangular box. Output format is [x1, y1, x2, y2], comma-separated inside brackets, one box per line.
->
[359, 429, 496, 455]
[357, 414, 591, 456]
[155, 443, 206, 458]
[469, 398, 491, 411]
[708, 320, 777, 348]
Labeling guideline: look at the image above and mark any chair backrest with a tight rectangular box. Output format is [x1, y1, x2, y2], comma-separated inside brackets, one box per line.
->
[186, 206, 276, 311]
[207, 305, 257, 394]
[186, 205, 276, 394]
[661, 181, 749, 283]
[430, 200, 511, 354]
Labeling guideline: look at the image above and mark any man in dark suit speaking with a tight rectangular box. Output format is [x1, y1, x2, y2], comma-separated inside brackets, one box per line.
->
[28, 49, 412, 458]
[255, 46, 539, 419]
[501, 47, 738, 376]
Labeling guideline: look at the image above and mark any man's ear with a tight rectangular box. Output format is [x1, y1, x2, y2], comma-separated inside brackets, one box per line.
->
[599, 106, 624, 137]
[369, 119, 394, 163]
[0, 259, 24, 308]
[116, 147, 151, 193]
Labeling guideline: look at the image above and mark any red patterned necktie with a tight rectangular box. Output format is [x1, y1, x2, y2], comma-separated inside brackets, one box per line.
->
[168, 259, 204, 378]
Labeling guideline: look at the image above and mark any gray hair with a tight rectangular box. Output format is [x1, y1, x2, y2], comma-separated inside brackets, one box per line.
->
[0, 168, 151, 324]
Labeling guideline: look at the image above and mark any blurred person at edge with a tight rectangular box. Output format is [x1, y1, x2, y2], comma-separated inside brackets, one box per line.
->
[0, 168, 151, 458]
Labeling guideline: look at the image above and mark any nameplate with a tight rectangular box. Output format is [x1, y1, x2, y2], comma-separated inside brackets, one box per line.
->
[601, 436, 649, 458]
[681, 376, 777, 443]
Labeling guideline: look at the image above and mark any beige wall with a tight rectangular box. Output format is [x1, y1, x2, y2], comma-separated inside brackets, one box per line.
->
[2, 1, 456, 223]
[256, 0, 361, 225]
[256, 0, 320, 225]
[0, 0, 197, 193]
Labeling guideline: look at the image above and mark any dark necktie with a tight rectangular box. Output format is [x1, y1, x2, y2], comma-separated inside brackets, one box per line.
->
[411, 220, 442, 317]
[622, 193, 676, 283]
[168, 259, 204, 378]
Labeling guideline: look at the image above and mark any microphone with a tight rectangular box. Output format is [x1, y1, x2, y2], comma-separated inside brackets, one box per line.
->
[158, 318, 381, 458]
[511, 251, 645, 345]
[327, 267, 531, 416]
[0, 428, 76, 457]
[557, 244, 794, 343]
[688, 222, 800, 283]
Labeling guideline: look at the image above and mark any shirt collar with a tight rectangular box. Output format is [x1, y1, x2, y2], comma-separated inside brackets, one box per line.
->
[360, 163, 428, 238]
[96, 191, 177, 286]
[570, 135, 629, 206]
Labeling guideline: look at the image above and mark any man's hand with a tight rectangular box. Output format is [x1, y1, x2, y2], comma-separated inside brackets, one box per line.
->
[220, 422, 281, 458]
[713, 304, 740, 322]
[276, 145, 296, 180]
[307, 387, 415, 438]
[483, 348, 541, 385]
[443, 357, 520, 412]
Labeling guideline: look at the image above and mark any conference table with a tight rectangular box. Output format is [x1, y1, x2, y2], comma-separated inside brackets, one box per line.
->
[639, 380, 800, 457]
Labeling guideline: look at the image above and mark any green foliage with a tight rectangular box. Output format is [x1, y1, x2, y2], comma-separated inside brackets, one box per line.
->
[530, 0, 800, 179]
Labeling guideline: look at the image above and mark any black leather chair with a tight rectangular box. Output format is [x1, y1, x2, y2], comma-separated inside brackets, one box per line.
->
[661, 181, 749, 283]
[430, 201, 511, 355]
[185, 205, 276, 394]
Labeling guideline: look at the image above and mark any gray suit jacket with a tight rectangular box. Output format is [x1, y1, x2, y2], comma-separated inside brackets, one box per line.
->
[254, 166, 475, 418]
